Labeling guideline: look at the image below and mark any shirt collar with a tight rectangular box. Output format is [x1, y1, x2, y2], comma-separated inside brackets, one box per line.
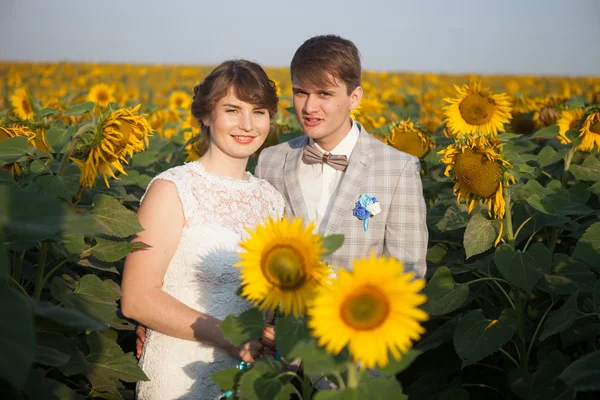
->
[309, 118, 360, 157]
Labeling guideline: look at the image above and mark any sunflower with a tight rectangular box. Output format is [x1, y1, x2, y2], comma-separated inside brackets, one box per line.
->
[556, 108, 584, 144]
[444, 81, 512, 138]
[308, 253, 428, 369]
[147, 108, 180, 136]
[73, 104, 152, 188]
[86, 84, 116, 108]
[576, 111, 600, 152]
[0, 125, 36, 176]
[10, 88, 34, 120]
[236, 217, 330, 317]
[438, 137, 515, 244]
[385, 120, 434, 158]
[169, 90, 192, 111]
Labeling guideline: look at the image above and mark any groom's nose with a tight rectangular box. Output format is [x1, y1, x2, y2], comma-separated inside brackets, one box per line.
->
[303, 94, 319, 114]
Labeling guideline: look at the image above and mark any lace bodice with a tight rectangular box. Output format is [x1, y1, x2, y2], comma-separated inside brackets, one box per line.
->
[136, 161, 284, 400]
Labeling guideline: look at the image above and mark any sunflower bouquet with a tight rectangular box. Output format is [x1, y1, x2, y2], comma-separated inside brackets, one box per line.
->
[214, 217, 428, 398]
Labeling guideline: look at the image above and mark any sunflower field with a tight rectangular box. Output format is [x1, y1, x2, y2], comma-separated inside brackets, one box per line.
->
[1, 61, 600, 399]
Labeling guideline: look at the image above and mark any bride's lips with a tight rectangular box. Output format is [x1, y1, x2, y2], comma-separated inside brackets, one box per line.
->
[231, 135, 256, 144]
[303, 116, 323, 127]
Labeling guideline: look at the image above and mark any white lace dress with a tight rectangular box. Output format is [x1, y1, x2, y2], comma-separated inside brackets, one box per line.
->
[136, 161, 285, 400]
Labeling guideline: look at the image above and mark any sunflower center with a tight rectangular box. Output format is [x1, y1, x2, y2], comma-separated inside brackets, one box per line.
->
[459, 93, 496, 126]
[454, 148, 502, 198]
[261, 246, 307, 290]
[97, 91, 109, 103]
[340, 285, 390, 331]
[174, 97, 183, 108]
[590, 120, 600, 135]
[21, 99, 32, 114]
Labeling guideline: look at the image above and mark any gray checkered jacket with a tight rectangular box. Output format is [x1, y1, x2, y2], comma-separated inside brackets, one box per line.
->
[255, 122, 428, 278]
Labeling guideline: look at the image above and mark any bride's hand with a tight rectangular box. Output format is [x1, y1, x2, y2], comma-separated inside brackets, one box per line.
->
[229, 340, 264, 363]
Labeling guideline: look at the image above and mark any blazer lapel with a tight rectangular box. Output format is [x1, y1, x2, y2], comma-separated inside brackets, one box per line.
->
[283, 137, 310, 224]
[322, 126, 375, 235]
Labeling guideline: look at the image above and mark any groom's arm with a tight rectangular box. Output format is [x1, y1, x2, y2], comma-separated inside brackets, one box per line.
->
[383, 157, 428, 279]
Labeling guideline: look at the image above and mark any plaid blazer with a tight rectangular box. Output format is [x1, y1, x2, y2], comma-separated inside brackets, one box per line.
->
[255, 122, 428, 278]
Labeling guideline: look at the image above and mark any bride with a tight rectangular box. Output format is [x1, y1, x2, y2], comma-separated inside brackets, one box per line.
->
[121, 60, 284, 399]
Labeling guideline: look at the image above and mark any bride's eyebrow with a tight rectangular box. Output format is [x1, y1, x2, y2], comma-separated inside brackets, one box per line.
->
[222, 104, 241, 109]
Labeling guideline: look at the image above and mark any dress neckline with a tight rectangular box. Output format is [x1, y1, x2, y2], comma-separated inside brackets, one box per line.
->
[187, 161, 256, 186]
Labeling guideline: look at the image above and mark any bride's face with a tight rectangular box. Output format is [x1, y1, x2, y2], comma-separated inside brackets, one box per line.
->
[203, 89, 271, 160]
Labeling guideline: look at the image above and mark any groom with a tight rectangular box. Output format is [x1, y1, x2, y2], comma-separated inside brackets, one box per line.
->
[255, 34, 428, 277]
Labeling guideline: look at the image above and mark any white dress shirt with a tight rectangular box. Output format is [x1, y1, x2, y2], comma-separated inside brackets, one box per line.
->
[298, 119, 360, 230]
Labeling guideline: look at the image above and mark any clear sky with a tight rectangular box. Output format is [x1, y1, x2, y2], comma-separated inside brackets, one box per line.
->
[1, 0, 599, 76]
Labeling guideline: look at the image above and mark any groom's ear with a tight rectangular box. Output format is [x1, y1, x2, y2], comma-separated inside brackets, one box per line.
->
[349, 85, 363, 111]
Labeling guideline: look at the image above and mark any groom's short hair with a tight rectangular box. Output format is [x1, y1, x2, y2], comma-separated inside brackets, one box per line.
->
[290, 35, 361, 95]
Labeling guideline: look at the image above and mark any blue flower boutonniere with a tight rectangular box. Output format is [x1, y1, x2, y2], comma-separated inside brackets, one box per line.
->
[352, 194, 381, 231]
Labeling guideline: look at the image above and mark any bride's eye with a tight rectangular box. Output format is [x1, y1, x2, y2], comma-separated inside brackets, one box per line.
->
[226, 109, 238, 114]
[253, 110, 266, 115]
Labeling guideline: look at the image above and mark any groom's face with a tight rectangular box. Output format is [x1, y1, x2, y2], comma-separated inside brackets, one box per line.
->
[292, 73, 362, 151]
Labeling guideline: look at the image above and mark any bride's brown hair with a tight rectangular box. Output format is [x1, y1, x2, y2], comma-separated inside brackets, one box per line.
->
[191, 60, 279, 139]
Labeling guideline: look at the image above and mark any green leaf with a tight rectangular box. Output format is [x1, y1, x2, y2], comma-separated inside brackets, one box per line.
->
[30, 164, 81, 200]
[559, 351, 600, 392]
[436, 203, 469, 231]
[0, 285, 35, 388]
[532, 125, 559, 139]
[90, 194, 144, 238]
[565, 96, 586, 109]
[39, 107, 61, 118]
[529, 351, 574, 400]
[116, 169, 152, 188]
[463, 212, 500, 259]
[288, 339, 347, 376]
[23, 368, 85, 400]
[422, 267, 469, 316]
[77, 257, 119, 274]
[131, 150, 160, 168]
[453, 308, 519, 368]
[569, 155, 600, 182]
[415, 317, 458, 353]
[0, 185, 97, 247]
[495, 244, 543, 292]
[525, 243, 553, 274]
[211, 367, 241, 392]
[322, 234, 345, 257]
[573, 222, 600, 263]
[0, 135, 29, 165]
[86, 330, 149, 388]
[237, 357, 295, 400]
[219, 308, 266, 346]
[426, 244, 447, 265]
[34, 344, 71, 367]
[526, 187, 593, 216]
[63, 101, 95, 116]
[45, 126, 69, 154]
[36, 331, 88, 377]
[377, 349, 421, 376]
[589, 181, 600, 196]
[50, 274, 118, 326]
[314, 378, 405, 400]
[594, 281, 600, 314]
[54, 231, 85, 256]
[539, 293, 579, 341]
[537, 146, 565, 168]
[275, 316, 310, 360]
[34, 301, 107, 331]
[91, 237, 149, 262]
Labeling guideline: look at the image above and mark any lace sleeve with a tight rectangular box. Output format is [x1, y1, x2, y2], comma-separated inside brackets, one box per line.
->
[139, 165, 199, 223]
[259, 180, 285, 220]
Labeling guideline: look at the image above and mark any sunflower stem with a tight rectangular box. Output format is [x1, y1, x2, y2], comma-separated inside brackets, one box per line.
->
[561, 147, 575, 188]
[33, 242, 49, 300]
[503, 186, 515, 247]
[526, 300, 555, 362]
[57, 123, 94, 176]
[346, 362, 359, 389]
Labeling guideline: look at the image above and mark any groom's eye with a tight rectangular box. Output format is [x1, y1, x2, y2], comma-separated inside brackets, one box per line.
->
[226, 109, 238, 114]
[253, 110, 266, 115]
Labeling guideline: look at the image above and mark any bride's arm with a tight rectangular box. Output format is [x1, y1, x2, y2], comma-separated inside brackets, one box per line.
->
[121, 179, 258, 358]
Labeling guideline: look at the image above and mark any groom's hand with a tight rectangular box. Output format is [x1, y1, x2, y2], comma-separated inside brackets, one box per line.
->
[135, 324, 147, 359]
